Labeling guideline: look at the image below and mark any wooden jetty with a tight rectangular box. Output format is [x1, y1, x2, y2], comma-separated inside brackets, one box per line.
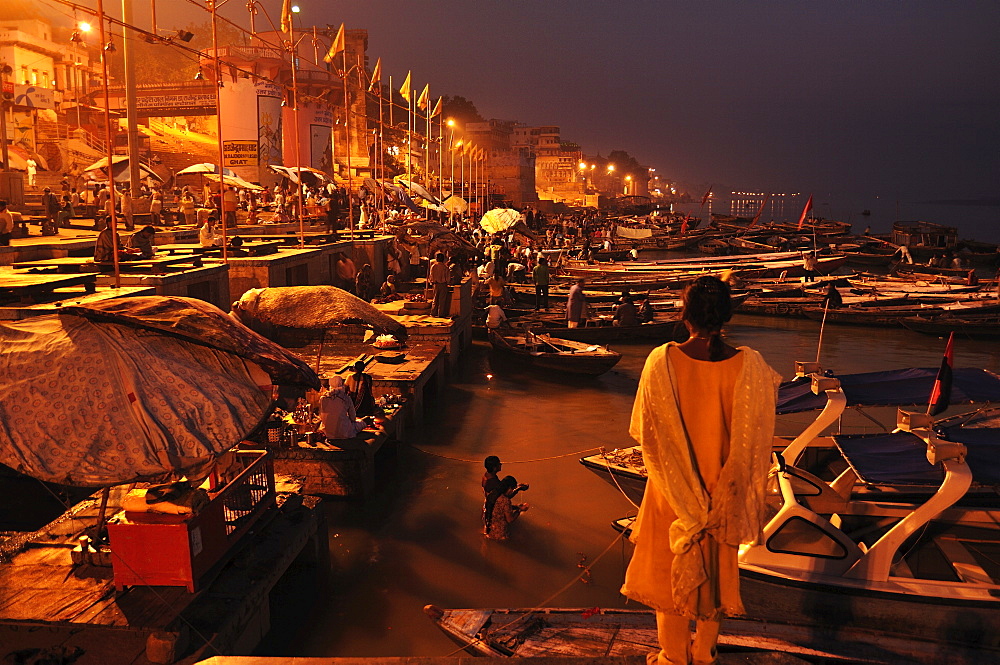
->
[0, 460, 324, 665]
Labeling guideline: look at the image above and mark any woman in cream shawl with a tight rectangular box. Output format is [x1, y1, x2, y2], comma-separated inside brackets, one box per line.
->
[621, 276, 781, 665]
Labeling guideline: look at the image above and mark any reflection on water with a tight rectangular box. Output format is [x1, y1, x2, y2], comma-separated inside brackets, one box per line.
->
[259, 314, 999, 658]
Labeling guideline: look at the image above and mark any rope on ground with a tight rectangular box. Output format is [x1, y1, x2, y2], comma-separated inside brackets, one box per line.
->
[442, 527, 632, 657]
[407, 443, 602, 465]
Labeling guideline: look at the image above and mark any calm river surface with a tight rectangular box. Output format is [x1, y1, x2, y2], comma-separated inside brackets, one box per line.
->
[259, 313, 1000, 657]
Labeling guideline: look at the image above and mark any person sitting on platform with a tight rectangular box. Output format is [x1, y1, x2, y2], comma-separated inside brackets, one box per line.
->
[346, 360, 379, 417]
[317, 376, 367, 440]
[125, 225, 157, 259]
[199, 216, 221, 247]
[379, 274, 401, 300]
[94, 226, 140, 263]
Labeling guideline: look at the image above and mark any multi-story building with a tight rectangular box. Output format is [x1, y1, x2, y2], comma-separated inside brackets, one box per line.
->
[512, 124, 584, 205]
[465, 119, 536, 207]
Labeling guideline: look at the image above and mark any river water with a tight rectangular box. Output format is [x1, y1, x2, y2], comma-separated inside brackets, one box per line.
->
[259, 312, 1000, 658]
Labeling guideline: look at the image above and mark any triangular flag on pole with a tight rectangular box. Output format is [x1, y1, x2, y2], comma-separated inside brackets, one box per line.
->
[367, 57, 382, 93]
[431, 96, 443, 117]
[797, 194, 814, 230]
[927, 332, 955, 416]
[749, 193, 770, 229]
[700, 185, 713, 208]
[399, 71, 411, 102]
[417, 83, 429, 110]
[323, 23, 345, 63]
[280, 0, 293, 33]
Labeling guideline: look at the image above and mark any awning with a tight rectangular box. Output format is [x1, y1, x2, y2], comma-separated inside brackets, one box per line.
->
[776, 367, 1000, 415]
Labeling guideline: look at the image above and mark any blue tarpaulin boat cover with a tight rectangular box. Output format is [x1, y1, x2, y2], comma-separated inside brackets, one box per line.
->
[776, 368, 1000, 415]
[833, 423, 1000, 486]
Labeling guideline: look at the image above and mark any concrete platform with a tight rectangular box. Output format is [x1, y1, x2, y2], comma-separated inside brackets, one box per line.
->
[197, 655, 808, 664]
[97, 263, 232, 310]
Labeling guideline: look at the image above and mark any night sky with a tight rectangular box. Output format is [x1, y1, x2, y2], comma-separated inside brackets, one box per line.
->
[71, 0, 1000, 227]
[271, 1, 999, 206]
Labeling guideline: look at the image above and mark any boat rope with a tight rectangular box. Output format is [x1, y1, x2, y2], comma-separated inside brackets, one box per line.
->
[815, 300, 830, 364]
[598, 447, 641, 509]
[442, 526, 632, 657]
[406, 444, 603, 465]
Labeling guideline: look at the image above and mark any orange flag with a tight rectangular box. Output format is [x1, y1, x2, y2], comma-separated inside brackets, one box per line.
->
[367, 57, 382, 93]
[323, 23, 345, 63]
[797, 194, 814, 230]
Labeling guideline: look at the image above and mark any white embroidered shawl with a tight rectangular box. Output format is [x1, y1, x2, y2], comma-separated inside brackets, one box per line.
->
[629, 343, 781, 617]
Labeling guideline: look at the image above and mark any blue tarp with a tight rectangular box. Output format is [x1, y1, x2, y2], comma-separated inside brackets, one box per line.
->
[776, 368, 1000, 415]
[833, 425, 1000, 486]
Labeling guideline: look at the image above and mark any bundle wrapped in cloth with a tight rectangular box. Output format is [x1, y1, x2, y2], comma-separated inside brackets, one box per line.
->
[122, 482, 210, 516]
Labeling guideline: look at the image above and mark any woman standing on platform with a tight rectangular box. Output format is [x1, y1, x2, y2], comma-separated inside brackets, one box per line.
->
[621, 276, 780, 665]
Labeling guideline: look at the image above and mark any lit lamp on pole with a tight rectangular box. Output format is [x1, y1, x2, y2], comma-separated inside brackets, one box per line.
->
[606, 163, 615, 195]
[447, 118, 456, 196]
[624, 174, 632, 196]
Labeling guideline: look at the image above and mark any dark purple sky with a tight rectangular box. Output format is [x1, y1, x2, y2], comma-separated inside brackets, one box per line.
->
[266, 0, 997, 206]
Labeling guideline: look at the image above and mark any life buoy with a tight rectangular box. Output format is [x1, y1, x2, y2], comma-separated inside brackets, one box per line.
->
[775, 303, 790, 314]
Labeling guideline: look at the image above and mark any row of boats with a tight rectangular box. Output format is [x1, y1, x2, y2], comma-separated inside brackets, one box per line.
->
[445, 234, 1000, 660]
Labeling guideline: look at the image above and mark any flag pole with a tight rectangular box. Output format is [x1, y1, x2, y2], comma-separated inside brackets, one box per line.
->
[289, 29, 304, 247]
[210, 0, 228, 260]
[341, 48, 353, 237]
[96, 0, 121, 287]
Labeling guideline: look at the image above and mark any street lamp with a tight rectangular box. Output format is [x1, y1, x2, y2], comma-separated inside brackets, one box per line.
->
[447, 118, 456, 199]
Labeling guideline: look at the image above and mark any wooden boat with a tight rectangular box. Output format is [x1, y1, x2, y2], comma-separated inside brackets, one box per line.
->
[800, 297, 1000, 326]
[900, 315, 1000, 339]
[424, 604, 990, 663]
[508, 312, 688, 343]
[487, 329, 621, 375]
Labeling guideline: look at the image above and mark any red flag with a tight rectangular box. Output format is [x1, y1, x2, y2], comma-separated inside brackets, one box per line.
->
[749, 193, 770, 229]
[680, 215, 689, 235]
[796, 194, 813, 230]
[927, 332, 954, 416]
[700, 185, 713, 208]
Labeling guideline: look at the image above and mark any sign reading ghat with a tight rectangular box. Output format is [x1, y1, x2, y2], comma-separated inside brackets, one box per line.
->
[223, 140, 258, 168]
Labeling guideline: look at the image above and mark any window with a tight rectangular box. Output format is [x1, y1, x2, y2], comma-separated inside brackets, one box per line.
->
[767, 516, 848, 559]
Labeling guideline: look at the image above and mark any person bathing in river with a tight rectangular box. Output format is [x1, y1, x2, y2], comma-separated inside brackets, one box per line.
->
[621, 275, 781, 665]
[485, 476, 530, 541]
[482, 457, 528, 534]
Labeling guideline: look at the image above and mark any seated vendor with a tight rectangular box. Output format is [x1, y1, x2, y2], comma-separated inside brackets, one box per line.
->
[125, 225, 157, 259]
[317, 376, 367, 439]
[379, 273, 401, 300]
[94, 226, 140, 262]
[346, 360, 380, 417]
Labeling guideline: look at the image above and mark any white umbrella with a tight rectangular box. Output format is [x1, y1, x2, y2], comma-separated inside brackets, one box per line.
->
[480, 208, 523, 234]
[442, 195, 468, 214]
[203, 172, 264, 191]
[83, 155, 161, 182]
[268, 165, 330, 185]
[177, 162, 237, 177]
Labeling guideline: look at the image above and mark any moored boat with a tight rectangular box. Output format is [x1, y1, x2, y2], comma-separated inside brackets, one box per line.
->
[487, 329, 622, 376]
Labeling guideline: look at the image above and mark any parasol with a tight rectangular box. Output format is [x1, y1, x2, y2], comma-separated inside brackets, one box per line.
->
[479, 208, 523, 234]
[235, 286, 407, 338]
[84, 155, 162, 183]
[396, 178, 440, 204]
[202, 172, 264, 191]
[0, 296, 318, 487]
[177, 162, 236, 177]
[269, 165, 331, 187]
[441, 195, 468, 214]
[392, 221, 480, 258]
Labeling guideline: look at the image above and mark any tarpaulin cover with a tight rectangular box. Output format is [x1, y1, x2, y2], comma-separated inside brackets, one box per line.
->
[0, 296, 319, 487]
[235, 286, 408, 338]
[776, 367, 1000, 415]
[615, 226, 654, 239]
[834, 426, 1000, 486]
